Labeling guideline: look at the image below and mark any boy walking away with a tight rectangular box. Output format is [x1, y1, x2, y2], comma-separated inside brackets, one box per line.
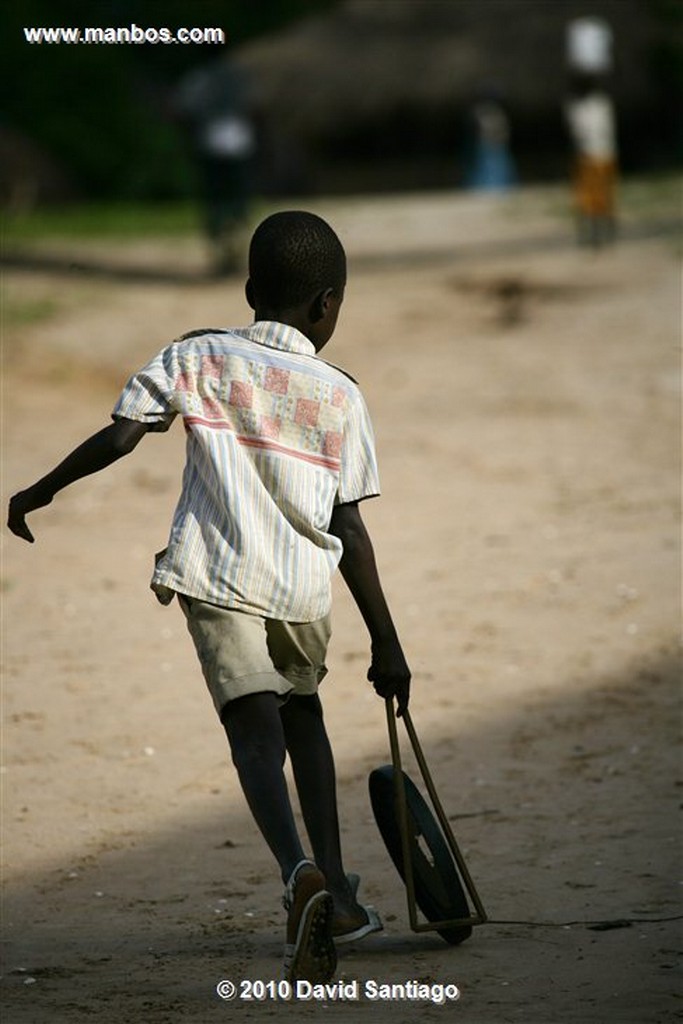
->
[8, 212, 411, 984]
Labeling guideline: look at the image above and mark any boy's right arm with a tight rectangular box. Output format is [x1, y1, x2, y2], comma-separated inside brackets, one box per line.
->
[329, 501, 411, 716]
[8, 418, 151, 543]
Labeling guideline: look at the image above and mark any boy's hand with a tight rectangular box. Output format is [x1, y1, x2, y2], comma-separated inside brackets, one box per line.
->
[7, 487, 53, 543]
[7, 418, 151, 545]
[368, 638, 411, 717]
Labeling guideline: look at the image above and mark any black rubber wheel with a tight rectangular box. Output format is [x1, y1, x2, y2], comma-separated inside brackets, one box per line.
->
[369, 764, 472, 945]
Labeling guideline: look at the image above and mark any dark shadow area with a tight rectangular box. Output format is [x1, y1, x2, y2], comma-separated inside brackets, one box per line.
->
[1, 646, 680, 1022]
[0, 250, 208, 286]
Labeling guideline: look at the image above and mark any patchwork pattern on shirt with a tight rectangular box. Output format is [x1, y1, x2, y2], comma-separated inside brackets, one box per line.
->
[111, 322, 380, 620]
[175, 348, 349, 469]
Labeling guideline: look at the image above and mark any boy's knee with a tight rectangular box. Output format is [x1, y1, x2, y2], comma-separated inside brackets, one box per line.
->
[220, 693, 286, 769]
[282, 693, 323, 719]
[229, 733, 285, 774]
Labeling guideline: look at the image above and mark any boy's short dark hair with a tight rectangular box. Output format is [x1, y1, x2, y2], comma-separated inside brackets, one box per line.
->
[249, 211, 346, 309]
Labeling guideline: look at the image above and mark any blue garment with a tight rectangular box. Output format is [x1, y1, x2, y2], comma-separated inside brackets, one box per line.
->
[466, 141, 517, 191]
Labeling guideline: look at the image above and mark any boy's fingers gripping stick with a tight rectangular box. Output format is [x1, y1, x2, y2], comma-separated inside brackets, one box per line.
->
[367, 638, 411, 716]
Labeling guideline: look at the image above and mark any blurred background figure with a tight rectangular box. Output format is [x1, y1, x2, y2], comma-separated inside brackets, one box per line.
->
[565, 17, 618, 248]
[463, 88, 517, 192]
[175, 58, 257, 275]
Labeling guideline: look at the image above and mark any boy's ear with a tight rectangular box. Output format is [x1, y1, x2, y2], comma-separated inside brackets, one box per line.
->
[309, 287, 335, 324]
[245, 278, 256, 310]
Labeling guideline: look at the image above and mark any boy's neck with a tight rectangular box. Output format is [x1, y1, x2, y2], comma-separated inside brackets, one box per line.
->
[254, 308, 305, 331]
[253, 307, 322, 349]
[251, 287, 341, 354]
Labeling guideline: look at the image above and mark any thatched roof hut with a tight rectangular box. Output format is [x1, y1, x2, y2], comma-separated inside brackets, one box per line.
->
[234, 0, 670, 189]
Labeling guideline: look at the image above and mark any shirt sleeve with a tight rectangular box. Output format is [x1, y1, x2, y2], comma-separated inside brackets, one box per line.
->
[111, 346, 177, 433]
[335, 386, 381, 505]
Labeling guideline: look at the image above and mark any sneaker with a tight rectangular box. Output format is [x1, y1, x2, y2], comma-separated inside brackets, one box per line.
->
[282, 860, 336, 983]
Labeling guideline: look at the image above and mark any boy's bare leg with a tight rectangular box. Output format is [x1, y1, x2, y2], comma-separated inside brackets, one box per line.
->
[280, 694, 366, 926]
[222, 692, 337, 983]
[221, 692, 306, 884]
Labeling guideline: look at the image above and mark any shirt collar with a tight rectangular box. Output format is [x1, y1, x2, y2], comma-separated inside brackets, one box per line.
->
[237, 320, 316, 357]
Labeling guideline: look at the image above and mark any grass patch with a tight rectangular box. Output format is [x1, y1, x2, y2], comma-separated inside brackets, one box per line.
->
[617, 173, 682, 216]
[2, 201, 200, 242]
[0, 175, 677, 246]
[494, 172, 681, 224]
[3, 296, 61, 327]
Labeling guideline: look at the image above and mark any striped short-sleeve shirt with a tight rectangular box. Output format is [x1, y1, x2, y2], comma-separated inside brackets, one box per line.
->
[112, 321, 380, 621]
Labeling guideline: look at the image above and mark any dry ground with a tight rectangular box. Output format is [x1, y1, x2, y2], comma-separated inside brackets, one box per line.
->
[1, 189, 681, 1023]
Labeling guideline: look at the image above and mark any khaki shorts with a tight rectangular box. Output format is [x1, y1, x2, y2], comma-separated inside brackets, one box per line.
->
[178, 595, 331, 716]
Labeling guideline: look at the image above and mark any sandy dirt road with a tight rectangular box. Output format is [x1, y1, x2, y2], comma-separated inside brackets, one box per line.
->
[1, 189, 680, 1022]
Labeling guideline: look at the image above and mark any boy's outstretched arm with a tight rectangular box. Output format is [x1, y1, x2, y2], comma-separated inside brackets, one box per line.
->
[329, 501, 411, 716]
[7, 418, 151, 543]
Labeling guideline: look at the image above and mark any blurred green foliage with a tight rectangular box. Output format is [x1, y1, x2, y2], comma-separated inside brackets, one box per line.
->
[2, 0, 338, 200]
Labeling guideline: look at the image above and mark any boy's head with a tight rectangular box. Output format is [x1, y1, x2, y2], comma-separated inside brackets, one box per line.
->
[246, 211, 347, 350]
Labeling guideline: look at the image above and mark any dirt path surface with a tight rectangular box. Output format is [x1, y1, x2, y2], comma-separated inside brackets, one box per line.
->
[1, 190, 680, 1023]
